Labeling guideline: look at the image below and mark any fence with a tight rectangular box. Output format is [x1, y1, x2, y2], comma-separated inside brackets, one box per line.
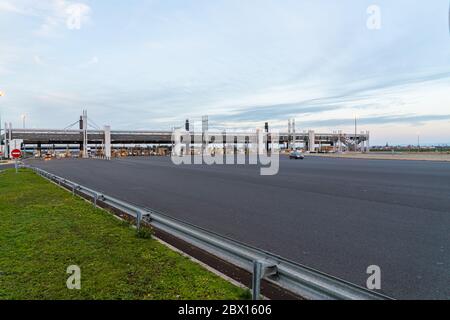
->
[23, 164, 392, 301]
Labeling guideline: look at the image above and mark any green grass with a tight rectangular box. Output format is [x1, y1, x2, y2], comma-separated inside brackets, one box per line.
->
[0, 168, 248, 300]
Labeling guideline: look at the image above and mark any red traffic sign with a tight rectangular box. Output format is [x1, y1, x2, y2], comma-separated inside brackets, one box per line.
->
[11, 149, 22, 159]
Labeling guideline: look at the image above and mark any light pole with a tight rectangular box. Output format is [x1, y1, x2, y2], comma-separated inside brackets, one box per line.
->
[21, 114, 26, 129]
[417, 132, 420, 152]
[0, 91, 4, 160]
[354, 114, 358, 152]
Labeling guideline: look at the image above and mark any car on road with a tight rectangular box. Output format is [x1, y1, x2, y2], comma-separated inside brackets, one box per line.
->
[289, 150, 305, 160]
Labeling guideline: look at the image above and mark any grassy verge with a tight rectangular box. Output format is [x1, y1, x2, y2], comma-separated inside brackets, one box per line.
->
[0, 168, 248, 300]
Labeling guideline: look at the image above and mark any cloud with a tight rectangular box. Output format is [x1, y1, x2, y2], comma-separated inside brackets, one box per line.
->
[205, 70, 450, 130]
[33, 55, 46, 66]
[296, 114, 450, 128]
[76, 56, 99, 68]
[87, 56, 99, 65]
[0, 1, 27, 14]
[213, 101, 338, 122]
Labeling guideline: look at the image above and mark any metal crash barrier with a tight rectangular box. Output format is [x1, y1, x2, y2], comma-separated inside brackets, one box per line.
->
[22, 164, 392, 301]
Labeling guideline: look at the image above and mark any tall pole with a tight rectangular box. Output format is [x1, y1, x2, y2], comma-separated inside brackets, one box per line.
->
[418, 134, 420, 152]
[4, 122, 8, 159]
[0, 115, 2, 161]
[354, 115, 357, 152]
[8, 122, 12, 159]
[82, 110, 88, 158]
[0, 91, 3, 160]
[202, 115, 208, 156]
[0, 112, 2, 161]
[288, 119, 291, 150]
[292, 118, 296, 150]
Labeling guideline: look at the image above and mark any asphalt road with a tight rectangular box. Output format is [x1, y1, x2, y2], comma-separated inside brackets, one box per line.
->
[29, 156, 450, 299]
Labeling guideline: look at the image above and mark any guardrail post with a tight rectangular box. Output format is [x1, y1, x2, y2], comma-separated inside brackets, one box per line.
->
[251, 261, 278, 300]
[136, 211, 142, 230]
[93, 194, 98, 207]
[252, 261, 263, 300]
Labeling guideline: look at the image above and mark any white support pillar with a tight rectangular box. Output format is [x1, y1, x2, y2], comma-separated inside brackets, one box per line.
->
[288, 120, 291, 150]
[292, 119, 296, 150]
[338, 130, 342, 153]
[82, 110, 88, 158]
[8, 123, 12, 158]
[104, 125, 111, 160]
[308, 130, 315, 152]
[3, 122, 8, 159]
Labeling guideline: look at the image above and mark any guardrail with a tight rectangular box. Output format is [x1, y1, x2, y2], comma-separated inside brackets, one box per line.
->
[22, 164, 392, 301]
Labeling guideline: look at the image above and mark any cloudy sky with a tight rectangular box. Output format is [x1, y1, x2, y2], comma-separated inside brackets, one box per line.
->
[0, 0, 449, 145]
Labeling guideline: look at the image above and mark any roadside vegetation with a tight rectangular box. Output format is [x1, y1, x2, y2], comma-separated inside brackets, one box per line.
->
[0, 168, 247, 300]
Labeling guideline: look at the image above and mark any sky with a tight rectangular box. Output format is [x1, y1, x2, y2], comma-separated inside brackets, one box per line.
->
[0, 0, 450, 145]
